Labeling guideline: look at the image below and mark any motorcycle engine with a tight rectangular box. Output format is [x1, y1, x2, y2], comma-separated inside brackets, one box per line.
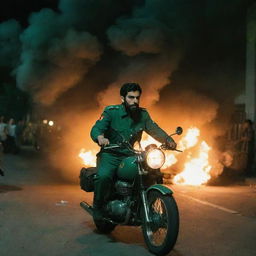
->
[106, 200, 128, 222]
[115, 180, 133, 196]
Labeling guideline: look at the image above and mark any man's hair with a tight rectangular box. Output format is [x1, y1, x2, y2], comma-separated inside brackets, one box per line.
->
[120, 83, 142, 97]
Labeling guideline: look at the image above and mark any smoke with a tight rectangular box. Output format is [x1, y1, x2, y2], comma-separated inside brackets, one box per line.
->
[14, 8, 102, 105]
[0, 0, 249, 182]
[0, 19, 21, 67]
[97, 54, 181, 107]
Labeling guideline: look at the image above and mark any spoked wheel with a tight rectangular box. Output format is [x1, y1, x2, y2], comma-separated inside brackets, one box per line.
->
[142, 190, 179, 256]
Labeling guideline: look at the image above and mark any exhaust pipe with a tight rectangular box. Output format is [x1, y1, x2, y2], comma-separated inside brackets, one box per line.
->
[80, 201, 93, 216]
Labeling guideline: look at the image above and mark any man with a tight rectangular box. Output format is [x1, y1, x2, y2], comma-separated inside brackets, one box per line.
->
[0, 116, 7, 153]
[90, 83, 176, 220]
[239, 119, 255, 176]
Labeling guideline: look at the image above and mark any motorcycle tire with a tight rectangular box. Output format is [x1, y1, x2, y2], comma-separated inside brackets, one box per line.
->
[94, 218, 116, 234]
[141, 190, 179, 256]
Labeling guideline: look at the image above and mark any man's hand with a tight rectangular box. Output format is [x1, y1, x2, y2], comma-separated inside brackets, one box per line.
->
[166, 138, 177, 150]
[168, 141, 177, 150]
[97, 135, 110, 146]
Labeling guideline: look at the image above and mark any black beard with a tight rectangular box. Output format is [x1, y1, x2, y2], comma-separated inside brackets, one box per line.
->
[124, 102, 141, 122]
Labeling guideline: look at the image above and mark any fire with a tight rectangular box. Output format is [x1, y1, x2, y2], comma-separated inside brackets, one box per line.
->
[178, 127, 200, 150]
[173, 140, 212, 186]
[78, 127, 213, 186]
[78, 149, 97, 167]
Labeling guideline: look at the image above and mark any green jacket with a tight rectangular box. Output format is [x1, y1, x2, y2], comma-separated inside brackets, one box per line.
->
[91, 104, 171, 155]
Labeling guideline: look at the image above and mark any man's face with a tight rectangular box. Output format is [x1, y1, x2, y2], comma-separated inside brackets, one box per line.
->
[122, 90, 141, 106]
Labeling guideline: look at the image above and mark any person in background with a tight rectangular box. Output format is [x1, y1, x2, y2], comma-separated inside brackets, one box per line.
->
[239, 119, 255, 176]
[0, 116, 7, 153]
[6, 118, 17, 154]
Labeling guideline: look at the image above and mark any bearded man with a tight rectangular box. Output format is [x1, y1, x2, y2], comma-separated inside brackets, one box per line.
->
[90, 83, 176, 220]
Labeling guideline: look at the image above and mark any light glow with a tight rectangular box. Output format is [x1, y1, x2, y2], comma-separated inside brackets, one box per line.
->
[146, 149, 165, 169]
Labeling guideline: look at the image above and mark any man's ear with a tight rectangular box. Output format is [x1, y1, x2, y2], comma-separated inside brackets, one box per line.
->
[121, 96, 124, 103]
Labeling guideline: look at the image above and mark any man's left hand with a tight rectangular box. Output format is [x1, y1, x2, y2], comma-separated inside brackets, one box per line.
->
[166, 137, 177, 150]
[167, 141, 177, 150]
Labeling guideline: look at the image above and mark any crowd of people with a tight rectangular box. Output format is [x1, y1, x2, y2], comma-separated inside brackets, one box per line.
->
[0, 116, 63, 155]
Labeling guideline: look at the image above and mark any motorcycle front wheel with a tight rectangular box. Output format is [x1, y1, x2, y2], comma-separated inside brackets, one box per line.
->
[142, 190, 179, 256]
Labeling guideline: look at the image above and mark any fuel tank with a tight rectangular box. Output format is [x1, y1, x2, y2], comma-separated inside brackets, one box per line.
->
[117, 156, 138, 181]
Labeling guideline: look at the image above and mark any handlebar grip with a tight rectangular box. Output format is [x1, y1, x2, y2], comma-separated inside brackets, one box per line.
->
[103, 144, 120, 149]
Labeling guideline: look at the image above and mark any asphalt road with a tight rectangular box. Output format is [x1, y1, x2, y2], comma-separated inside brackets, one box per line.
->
[1, 148, 256, 256]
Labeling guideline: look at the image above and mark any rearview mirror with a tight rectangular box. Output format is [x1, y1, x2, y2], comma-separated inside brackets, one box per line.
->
[176, 126, 183, 135]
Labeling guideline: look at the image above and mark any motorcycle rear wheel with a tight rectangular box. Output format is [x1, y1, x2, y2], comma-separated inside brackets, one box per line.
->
[142, 190, 179, 256]
[94, 218, 116, 234]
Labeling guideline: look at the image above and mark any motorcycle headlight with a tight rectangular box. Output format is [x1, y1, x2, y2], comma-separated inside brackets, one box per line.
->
[146, 148, 165, 169]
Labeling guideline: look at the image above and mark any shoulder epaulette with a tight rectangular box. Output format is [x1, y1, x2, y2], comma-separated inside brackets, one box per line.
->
[140, 107, 147, 111]
[105, 105, 120, 111]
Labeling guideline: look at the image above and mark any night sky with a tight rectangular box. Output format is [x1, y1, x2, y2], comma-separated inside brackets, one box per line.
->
[0, 0, 58, 26]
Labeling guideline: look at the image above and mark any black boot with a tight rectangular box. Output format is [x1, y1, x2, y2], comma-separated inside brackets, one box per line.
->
[93, 201, 104, 221]
[0, 168, 4, 176]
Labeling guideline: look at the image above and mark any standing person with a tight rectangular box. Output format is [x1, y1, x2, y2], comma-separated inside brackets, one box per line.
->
[0, 116, 7, 153]
[239, 119, 255, 176]
[90, 83, 177, 220]
[6, 118, 17, 154]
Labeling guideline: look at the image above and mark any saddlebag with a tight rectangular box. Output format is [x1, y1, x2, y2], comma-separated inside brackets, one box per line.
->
[79, 167, 97, 192]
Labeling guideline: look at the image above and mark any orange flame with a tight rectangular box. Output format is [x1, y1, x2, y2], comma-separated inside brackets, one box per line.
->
[173, 140, 212, 185]
[78, 149, 97, 167]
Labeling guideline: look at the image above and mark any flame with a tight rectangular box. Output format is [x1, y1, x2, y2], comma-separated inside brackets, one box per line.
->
[173, 140, 212, 186]
[78, 148, 97, 167]
[78, 127, 213, 186]
[178, 127, 200, 150]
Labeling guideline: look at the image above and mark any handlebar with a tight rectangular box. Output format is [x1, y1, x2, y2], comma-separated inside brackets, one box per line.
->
[103, 143, 183, 153]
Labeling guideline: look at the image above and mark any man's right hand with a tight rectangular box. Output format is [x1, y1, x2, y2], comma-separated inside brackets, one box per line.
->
[97, 135, 110, 146]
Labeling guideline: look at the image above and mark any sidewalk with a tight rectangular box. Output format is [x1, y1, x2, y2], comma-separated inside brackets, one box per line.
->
[245, 177, 256, 186]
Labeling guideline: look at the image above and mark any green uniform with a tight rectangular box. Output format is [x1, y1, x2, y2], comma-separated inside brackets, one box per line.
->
[90, 104, 172, 206]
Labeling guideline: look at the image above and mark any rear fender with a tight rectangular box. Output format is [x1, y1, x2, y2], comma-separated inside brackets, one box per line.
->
[146, 184, 173, 196]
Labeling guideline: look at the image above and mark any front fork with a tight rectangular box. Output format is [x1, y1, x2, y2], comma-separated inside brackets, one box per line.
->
[141, 190, 150, 223]
[137, 159, 151, 223]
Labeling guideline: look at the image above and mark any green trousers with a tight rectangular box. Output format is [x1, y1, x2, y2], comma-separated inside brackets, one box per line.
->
[93, 152, 125, 207]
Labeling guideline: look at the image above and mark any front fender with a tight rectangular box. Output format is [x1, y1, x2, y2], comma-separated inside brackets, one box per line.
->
[146, 184, 173, 196]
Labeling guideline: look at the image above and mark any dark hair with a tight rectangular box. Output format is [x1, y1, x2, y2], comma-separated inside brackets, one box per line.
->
[120, 83, 142, 97]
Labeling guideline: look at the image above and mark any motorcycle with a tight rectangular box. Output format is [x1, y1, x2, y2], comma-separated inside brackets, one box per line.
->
[79, 127, 183, 256]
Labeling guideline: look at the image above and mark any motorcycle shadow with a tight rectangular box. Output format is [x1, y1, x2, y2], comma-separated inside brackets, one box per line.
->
[78, 222, 183, 256]
[77, 222, 152, 255]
